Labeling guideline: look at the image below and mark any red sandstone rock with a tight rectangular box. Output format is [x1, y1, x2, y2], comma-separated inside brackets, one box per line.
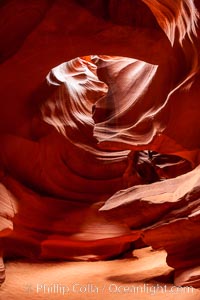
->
[100, 165, 200, 287]
[0, 0, 200, 289]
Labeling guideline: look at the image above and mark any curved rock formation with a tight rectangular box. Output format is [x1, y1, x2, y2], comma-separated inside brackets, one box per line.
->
[0, 0, 200, 288]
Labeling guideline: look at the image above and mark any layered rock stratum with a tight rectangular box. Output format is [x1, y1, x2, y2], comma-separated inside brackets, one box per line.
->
[0, 0, 200, 288]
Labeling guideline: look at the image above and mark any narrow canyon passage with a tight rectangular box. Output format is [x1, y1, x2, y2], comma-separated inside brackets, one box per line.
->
[1, 0, 200, 297]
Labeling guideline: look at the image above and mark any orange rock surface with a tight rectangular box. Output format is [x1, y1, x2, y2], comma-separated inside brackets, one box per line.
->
[0, 0, 200, 288]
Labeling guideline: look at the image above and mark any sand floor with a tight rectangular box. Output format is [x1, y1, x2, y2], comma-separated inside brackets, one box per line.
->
[1, 247, 200, 300]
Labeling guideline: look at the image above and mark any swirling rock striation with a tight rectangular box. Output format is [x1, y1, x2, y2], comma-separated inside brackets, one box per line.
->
[0, 0, 200, 288]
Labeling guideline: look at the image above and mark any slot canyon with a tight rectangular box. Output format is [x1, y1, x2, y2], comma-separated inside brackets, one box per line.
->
[1, 0, 200, 299]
